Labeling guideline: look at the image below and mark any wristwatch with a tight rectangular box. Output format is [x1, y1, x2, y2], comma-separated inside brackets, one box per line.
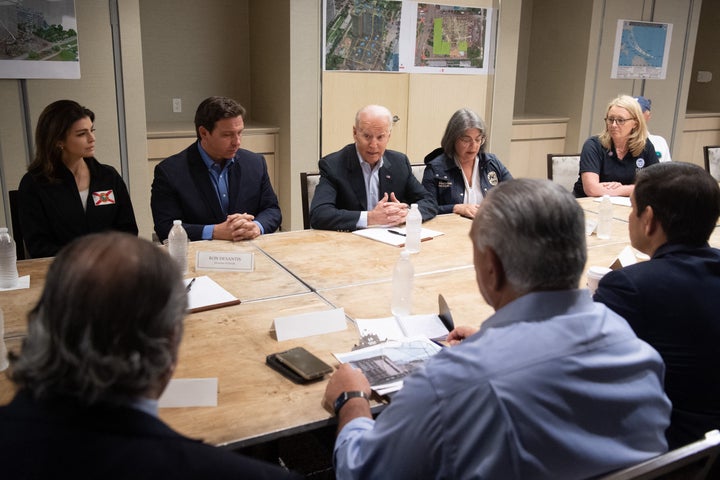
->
[333, 391, 369, 416]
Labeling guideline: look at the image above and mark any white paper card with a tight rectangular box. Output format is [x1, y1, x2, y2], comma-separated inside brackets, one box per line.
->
[159, 378, 218, 408]
[593, 196, 631, 207]
[0, 275, 30, 291]
[196, 251, 254, 272]
[274, 308, 347, 341]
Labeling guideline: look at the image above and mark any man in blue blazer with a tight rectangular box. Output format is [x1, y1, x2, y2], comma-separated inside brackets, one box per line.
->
[310, 105, 437, 231]
[151, 96, 281, 242]
[594, 162, 720, 449]
[0, 232, 299, 479]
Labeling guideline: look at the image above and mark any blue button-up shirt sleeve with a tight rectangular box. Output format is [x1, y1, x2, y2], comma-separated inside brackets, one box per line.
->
[201, 224, 214, 240]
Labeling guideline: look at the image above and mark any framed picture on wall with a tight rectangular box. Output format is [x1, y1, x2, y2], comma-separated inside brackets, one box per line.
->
[611, 19, 672, 80]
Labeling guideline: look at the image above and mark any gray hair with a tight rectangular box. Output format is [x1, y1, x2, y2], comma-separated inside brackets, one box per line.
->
[9, 232, 187, 404]
[441, 108, 487, 158]
[355, 105, 394, 133]
[470, 179, 587, 293]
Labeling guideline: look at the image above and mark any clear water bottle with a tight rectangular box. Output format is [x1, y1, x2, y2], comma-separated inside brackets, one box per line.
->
[168, 220, 188, 274]
[391, 250, 414, 317]
[404, 203, 422, 253]
[0, 227, 19, 288]
[597, 195, 613, 240]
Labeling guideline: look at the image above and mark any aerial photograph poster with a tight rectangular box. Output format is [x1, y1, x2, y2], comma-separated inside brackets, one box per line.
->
[0, 0, 80, 79]
[324, 0, 494, 75]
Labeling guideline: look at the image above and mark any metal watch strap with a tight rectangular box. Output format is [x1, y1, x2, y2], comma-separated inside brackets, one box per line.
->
[333, 391, 369, 416]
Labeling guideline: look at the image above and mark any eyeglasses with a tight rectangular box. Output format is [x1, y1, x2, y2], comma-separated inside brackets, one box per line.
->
[605, 117, 634, 126]
[458, 135, 485, 145]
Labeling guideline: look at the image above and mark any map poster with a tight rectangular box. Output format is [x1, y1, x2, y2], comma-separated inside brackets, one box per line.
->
[611, 19, 672, 80]
[0, 0, 80, 79]
[324, 0, 494, 74]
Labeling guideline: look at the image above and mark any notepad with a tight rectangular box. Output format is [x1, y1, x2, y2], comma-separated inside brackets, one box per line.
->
[352, 227, 444, 247]
[184, 276, 240, 313]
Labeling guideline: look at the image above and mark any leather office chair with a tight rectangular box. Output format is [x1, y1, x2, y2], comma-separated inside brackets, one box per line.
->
[300, 171, 321, 230]
[703, 146, 720, 182]
[597, 430, 720, 480]
[8, 190, 27, 260]
[547, 153, 581, 193]
[411, 163, 425, 184]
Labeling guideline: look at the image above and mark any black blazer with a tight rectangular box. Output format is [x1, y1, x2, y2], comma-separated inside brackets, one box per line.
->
[0, 391, 300, 479]
[310, 144, 437, 231]
[18, 157, 138, 258]
[151, 142, 281, 241]
[594, 242, 720, 448]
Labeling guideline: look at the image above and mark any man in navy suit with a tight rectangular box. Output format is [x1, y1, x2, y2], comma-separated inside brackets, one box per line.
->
[151, 96, 281, 242]
[310, 104, 437, 231]
[594, 162, 720, 449]
[0, 232, 299, 479]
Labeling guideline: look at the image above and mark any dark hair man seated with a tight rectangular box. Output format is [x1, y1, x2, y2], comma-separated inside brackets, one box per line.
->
[595, 161, 720, 449]
[0, 232, 298, 479]
[322, 179, 671, 479]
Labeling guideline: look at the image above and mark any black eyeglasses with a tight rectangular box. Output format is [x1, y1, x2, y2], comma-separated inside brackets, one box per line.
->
[605, 117, 634, 126]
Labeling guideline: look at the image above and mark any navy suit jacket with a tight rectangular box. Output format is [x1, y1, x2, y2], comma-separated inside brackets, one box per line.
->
[594, 242, 720, 448]
[151, 142, 281, 241]
[310, 144, 437, 231]
[0, 391, 300, 479]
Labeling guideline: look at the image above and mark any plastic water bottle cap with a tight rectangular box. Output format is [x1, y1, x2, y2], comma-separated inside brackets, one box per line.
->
[173, 220, 181, 225]
[0, 227, 7, 233]
[400, 250, 411, 259]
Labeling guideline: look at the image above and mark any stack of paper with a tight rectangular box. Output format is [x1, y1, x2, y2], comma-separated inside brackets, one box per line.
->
[352, 227, 444, 247]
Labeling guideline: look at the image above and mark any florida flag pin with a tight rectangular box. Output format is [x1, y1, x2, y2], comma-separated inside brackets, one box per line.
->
[92, 190, 116, 206]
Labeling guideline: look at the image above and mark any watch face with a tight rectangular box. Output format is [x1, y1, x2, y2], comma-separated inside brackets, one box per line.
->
[334, 391, 367, 415]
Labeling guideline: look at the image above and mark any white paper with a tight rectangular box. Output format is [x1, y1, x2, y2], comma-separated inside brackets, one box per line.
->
[356, 314, 449, 341]
[274, 307, 347, 341]
[159, 378, 218, 408]
[352, 227, 444, 247]
[184, 276, 239, 313]
[593, 196, 631, 207]
[0, 275, 30, 291]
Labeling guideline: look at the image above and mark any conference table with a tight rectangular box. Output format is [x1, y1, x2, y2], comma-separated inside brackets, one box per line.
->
[1, 197, 717, 450]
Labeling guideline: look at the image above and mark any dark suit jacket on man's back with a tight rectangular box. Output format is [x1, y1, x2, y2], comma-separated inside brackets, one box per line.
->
[310, 144, 437, 231]
[594, 242, 720, 448]
[0, 391, 299, 479]
[151, 142, 281, 241]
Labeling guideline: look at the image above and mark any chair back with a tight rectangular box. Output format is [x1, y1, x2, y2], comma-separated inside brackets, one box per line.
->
[8, 190, 27, 260]
[597, 430, 720, 480]
[300, 172, 321, 230]
[547, 153, 581, 192]
[703, 146, 720, 181]
[411, 163, 425, 184]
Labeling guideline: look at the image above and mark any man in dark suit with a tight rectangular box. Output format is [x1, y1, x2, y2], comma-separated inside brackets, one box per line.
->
[594, 162, 720, 449]
[310, 104, 437, 231]
[0, 232, 299, 479]
[151, 96, 281, 242]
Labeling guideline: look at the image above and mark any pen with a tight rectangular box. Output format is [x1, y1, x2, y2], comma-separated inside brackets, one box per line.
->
[185, 277, 196, 292]
[388, 229, 406, 237]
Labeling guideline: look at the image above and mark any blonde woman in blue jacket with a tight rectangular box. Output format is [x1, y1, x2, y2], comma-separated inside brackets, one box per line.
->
[423, 108, 512, 218]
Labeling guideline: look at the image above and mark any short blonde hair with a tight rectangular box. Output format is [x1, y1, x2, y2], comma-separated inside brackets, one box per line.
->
[598, 94, 649, 157]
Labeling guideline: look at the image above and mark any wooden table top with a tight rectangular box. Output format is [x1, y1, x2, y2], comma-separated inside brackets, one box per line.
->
[2, 201, 718, 449]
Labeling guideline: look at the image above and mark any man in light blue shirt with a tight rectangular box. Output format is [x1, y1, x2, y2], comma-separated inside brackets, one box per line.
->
[322, 178, 671, 479]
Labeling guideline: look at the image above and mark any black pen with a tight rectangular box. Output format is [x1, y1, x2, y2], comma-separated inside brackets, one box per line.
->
[185, 277, 196, 292]
[388, 229, 406, 237]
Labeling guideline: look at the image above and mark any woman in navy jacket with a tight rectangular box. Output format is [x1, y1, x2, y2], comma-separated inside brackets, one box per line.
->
[18, 100, 138, 258]
[423, 108, 512, 218]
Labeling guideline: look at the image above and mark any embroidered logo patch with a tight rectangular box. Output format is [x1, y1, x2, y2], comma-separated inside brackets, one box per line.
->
[487, 171, 499, 186]
[92, 190, 116, 206]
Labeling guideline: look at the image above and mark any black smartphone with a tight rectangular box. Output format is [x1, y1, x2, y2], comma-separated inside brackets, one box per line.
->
[270, 347, 333, 381]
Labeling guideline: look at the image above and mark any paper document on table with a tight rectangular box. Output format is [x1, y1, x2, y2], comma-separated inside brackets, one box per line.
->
[593, 196, 631, 207]
[355, 314, 450, 342]
[184, 276, 240, 313]
[352, 227, 444, 247]
[159, 378, 218, 407]
[333, 336, 442, 396]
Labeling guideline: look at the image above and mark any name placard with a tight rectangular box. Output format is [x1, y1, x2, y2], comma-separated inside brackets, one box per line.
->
[196, 251, 254, 272]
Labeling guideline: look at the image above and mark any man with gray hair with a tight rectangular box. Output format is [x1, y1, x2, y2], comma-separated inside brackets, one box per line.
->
[322, 179, 671, 479]
[310, 104, 437, 231]
[0, 232, 298, 479]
